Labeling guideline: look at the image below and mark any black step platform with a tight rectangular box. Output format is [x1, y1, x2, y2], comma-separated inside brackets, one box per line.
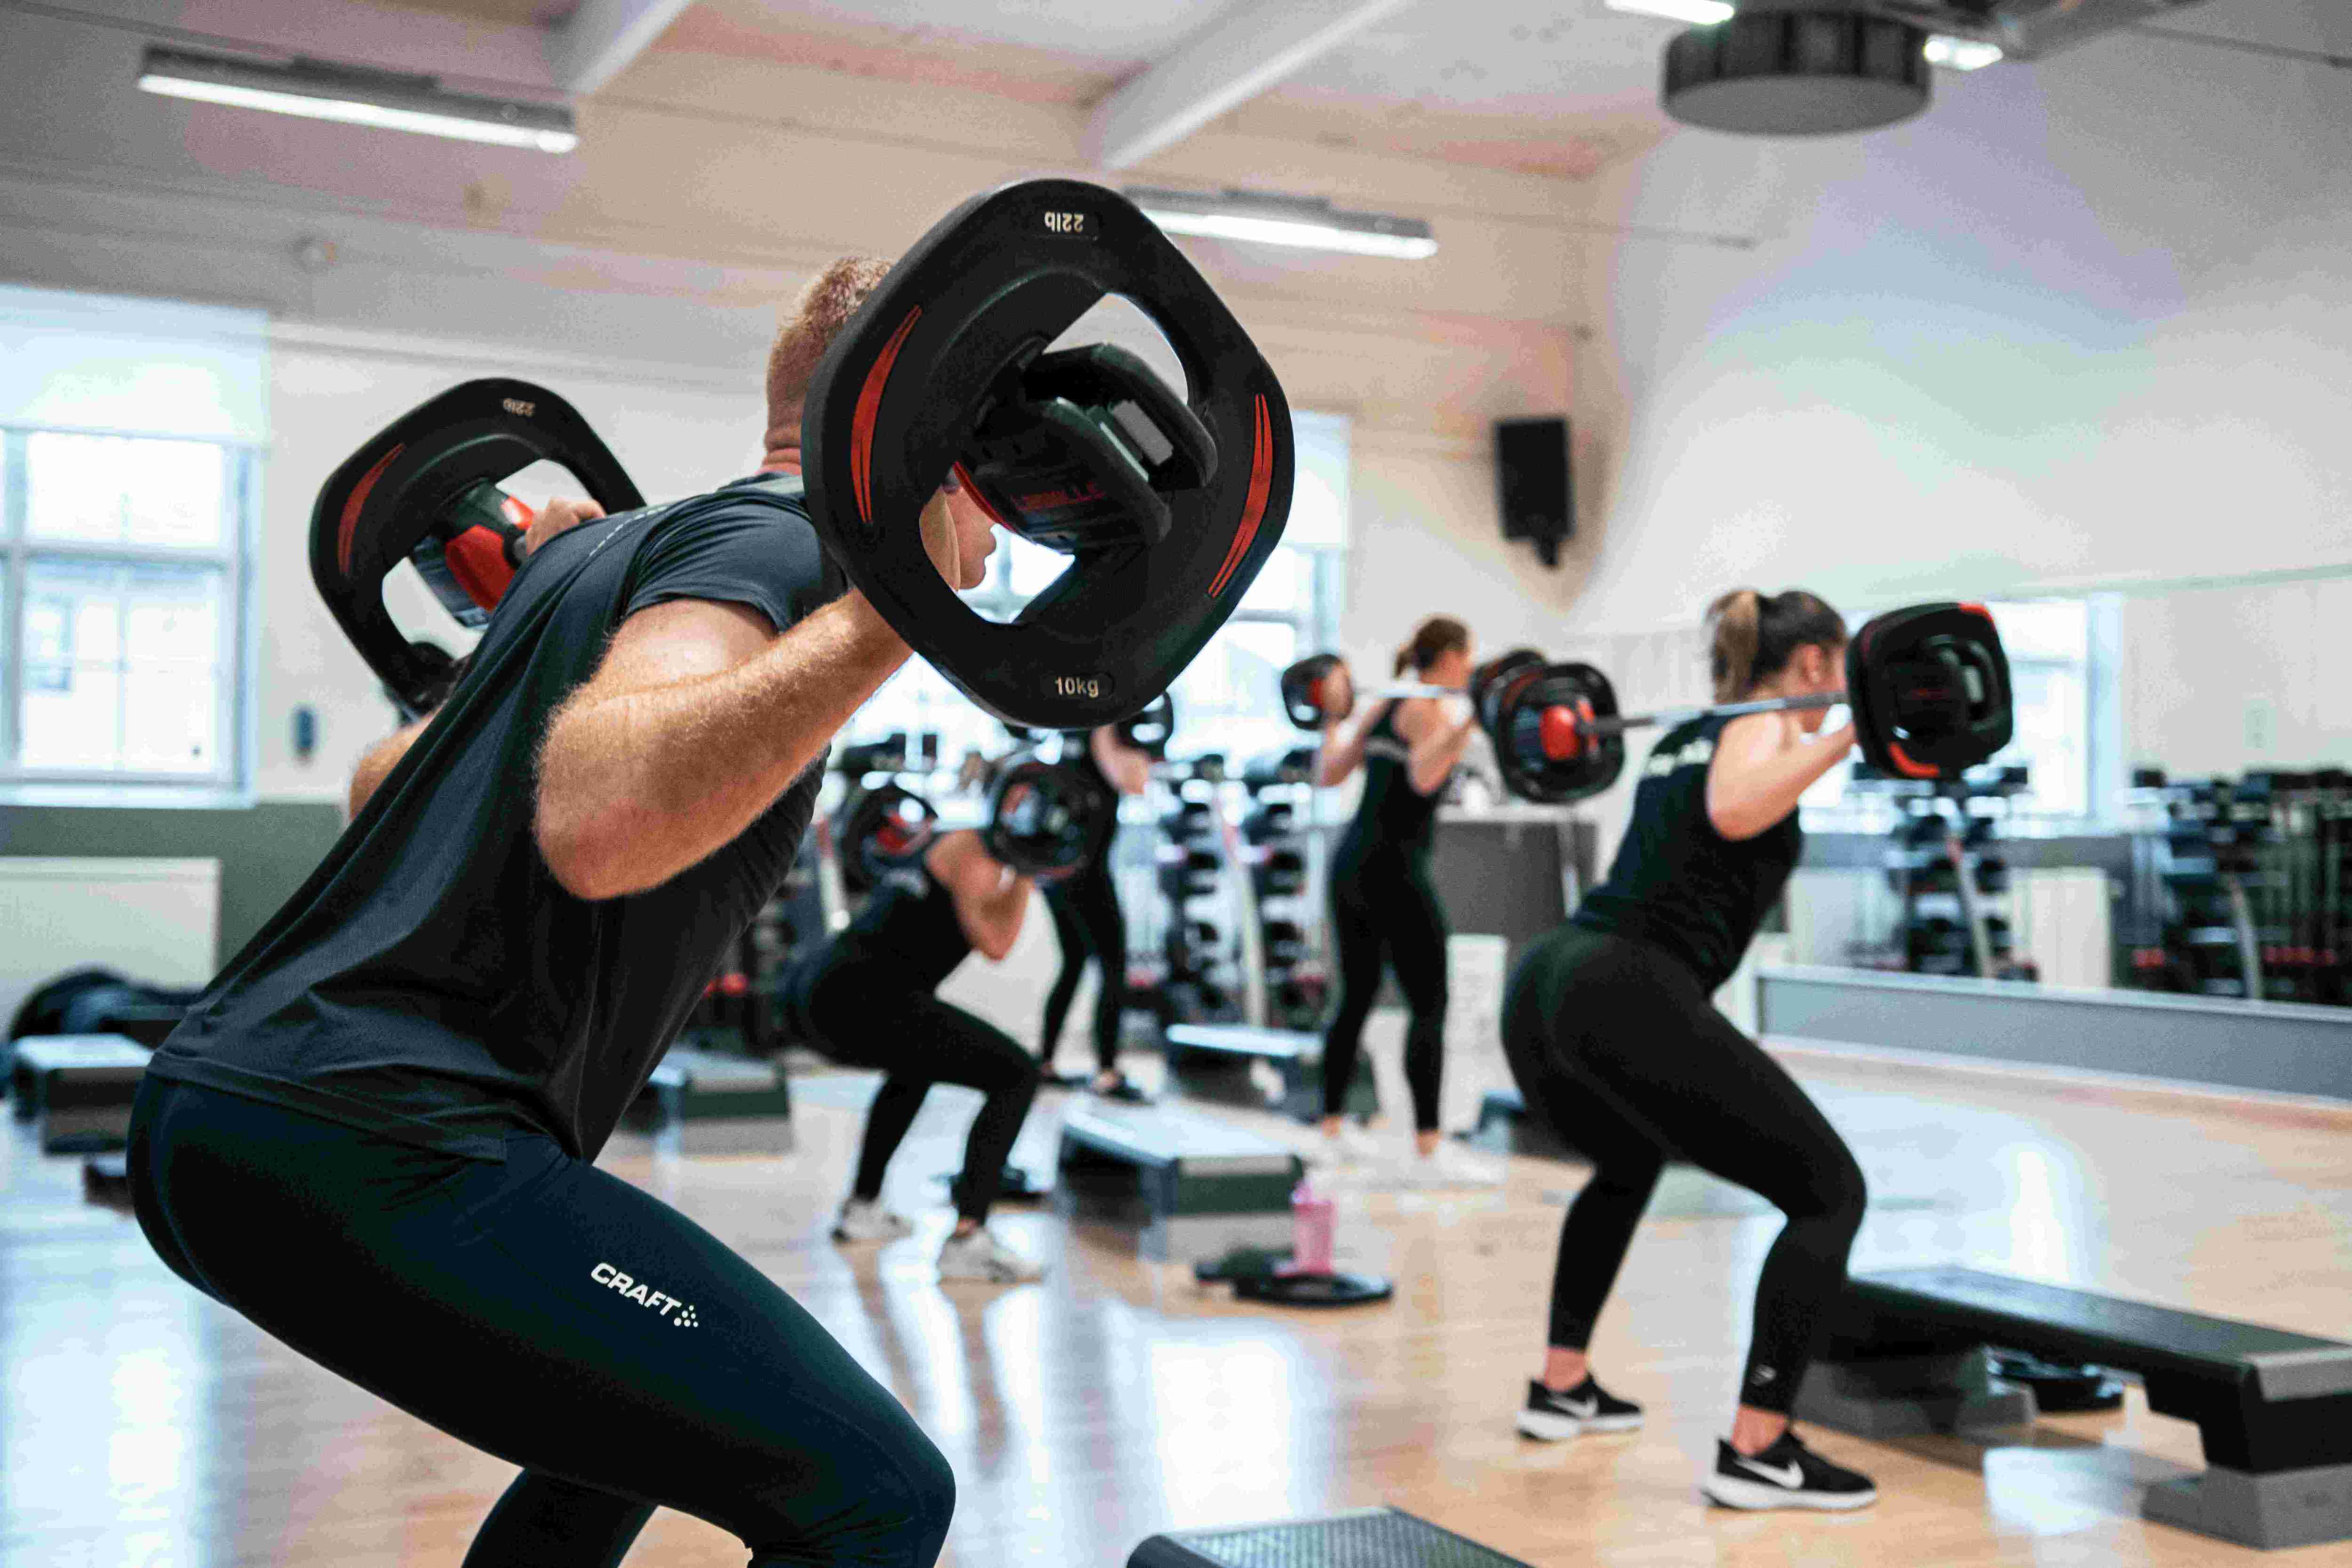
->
[10, 1035, 151, 1154]
[1162, 1024, 1376, 1122]
[1057, 1099, 1301, 1263]
[1799, 1266, 2352, 1549]
[1460, 1088, 1581, 1162]
[1129, 1507, 1530, 1568]
[620, 1046, 794, 1155]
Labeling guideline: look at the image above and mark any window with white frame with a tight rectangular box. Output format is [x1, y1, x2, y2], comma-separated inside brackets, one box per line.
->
[0, 285, 264, 799]
[838, 409, 1351, 772]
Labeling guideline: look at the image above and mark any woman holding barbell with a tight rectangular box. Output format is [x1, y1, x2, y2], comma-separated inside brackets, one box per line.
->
[782, 822, 1048, 1284]
[1502, 588, 1879, 1511]
[1313, 613, 1491, 1184]
[1037, 724, 1152, 1100]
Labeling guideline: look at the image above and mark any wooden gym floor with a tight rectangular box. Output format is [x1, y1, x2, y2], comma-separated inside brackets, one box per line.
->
[3, 1042, 2346, 1568]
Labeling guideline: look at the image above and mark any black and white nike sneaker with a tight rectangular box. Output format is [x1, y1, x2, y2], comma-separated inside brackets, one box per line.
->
[1702, 1429, 1877, 1511]
[1515, 1376, 1646, 1441]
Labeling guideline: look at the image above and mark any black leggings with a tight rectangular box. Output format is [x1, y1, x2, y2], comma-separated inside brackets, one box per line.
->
[128, 1076, 954, 1567]
[1322, 845, 1448, 1130]
[1039, 865, 1127, 1075]
[1501, 926, 1867, 1416]
[789, 958, 1041, 1221]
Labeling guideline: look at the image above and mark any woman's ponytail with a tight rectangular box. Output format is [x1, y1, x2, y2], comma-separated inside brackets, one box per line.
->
[1705, 588, 1846, 700]
[1394, 614, 1470, 678]
[1706, 590, 1763, 702]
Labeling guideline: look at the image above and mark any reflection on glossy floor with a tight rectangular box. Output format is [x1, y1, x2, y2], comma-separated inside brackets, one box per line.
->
[3, 1043, 2347, 1567]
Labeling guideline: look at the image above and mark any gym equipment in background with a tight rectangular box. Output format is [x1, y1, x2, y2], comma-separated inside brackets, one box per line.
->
[310, 379, 644, 719]
[1479, 602, 2014, 804]
[801, 177, 1293, 729]
[984, 756, 1115, 878]
[833, 783, 941, 896]
[1800, 1266, 2352, 1550]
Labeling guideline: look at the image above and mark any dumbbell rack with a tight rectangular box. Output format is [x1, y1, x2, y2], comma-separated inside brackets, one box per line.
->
[1865, 773, 2034, 981]
[1151, 764, 1246, 1026]
[2122, 770, 2352, 1004]
[1238, 748, 1324, 1032]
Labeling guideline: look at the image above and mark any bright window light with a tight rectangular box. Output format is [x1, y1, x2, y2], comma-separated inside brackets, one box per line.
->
[137, 48, 577, 154]
[1135, 207, 1436, 260]
[1924, 35, 2006, 71]
[1605, 0, 1736, 24]
[1128, 189, 1436, 261]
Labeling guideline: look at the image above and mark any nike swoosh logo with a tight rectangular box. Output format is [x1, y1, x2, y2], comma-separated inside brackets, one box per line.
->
[1559, 1398, 1598, 1419]
[1737, 1457, 1805, 1488]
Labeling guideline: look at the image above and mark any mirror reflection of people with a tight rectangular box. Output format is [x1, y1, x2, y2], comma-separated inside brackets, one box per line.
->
[1311, 615, 1491, 1184]
[783, 827, 1047, 1283]
[1037, 725, 1151, 1099]
[1504, 589, 1875, 1512]
[128, 257, 996, 1568]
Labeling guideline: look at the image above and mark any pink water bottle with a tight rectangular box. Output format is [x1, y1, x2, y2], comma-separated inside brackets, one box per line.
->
[1284, 1181, 1335, 1276]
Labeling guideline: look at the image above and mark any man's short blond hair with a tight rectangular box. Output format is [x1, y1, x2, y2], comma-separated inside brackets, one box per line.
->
[765, 256, 893, 455]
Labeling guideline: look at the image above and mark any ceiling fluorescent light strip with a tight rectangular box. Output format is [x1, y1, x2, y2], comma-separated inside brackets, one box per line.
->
[1127, 189, 1437, 261]
[137, 47, 578, 154]
[1923, 35, 2005, 71]
[1604, 0, 1735, 25]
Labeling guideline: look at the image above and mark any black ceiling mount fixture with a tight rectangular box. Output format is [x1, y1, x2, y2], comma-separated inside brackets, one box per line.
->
[1664, 8, 1932, 135]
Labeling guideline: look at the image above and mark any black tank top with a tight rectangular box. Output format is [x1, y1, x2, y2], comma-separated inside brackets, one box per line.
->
[1342, 703, 1442, 857]
[1571, 714, 1802, 993]
[838, 860, 972, 991]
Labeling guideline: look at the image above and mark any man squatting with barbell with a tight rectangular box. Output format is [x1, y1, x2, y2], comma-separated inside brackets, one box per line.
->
[126, 259, 975, 1567]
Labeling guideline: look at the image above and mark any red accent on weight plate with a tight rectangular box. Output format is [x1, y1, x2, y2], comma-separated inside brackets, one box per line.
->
[1959, 602, 1992, 620]
[1885, 740, 1938, 779]
[852, 307, 923, 525]
[443, 526, 516, 613]
[1538, 704, 1584, 762]
[952, 462, 1008, 526]
[1208, 394, 1272, 598]
[337, 443, 405, 577]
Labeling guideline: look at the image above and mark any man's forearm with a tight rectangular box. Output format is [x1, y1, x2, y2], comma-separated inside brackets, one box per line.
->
[537, 595, 909, 899]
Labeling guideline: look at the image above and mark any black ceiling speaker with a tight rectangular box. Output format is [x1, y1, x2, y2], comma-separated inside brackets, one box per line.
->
[1664, 8, 1931, 135]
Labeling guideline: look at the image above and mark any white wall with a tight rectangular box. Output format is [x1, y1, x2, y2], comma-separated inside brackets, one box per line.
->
[2118, 574, 2352, 778]
[1570, 3, 2352, 634]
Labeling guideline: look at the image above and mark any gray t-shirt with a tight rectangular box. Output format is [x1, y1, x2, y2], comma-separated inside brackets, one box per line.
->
[149, 475, 835, 1161]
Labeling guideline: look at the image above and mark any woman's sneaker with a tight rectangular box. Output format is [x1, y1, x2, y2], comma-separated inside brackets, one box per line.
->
[1702, 1429, 1877, 1511]
[1412, 1141, 1505, 1188]
[1516, 1376, 1645, 1440]
[937, 1227, 1044, 1283]
[1090, 1072, 1152, 1104]
[832, 1197, 914, 1243]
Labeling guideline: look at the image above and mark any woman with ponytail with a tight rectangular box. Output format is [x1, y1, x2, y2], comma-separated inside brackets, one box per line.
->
[1501, 588, 1880, 1512]
[1311, 614, 1489, 1185]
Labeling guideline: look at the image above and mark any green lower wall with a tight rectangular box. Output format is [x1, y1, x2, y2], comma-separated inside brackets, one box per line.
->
[0, 801, 347, 971]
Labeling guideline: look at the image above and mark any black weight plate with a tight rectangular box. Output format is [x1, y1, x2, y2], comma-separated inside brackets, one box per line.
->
[835, 782, 938, 895]
[310, 379, 643, 718]
[985, 757, 1112, 876]
[1493, 662, 1621, 804]
[1847, 602, 2013, 781]
[1279, 653, 1346, 730]
[1116, 692, 1176, 758]
[802, 179, 1293, 729]
[1471, 648, 1544, 734]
